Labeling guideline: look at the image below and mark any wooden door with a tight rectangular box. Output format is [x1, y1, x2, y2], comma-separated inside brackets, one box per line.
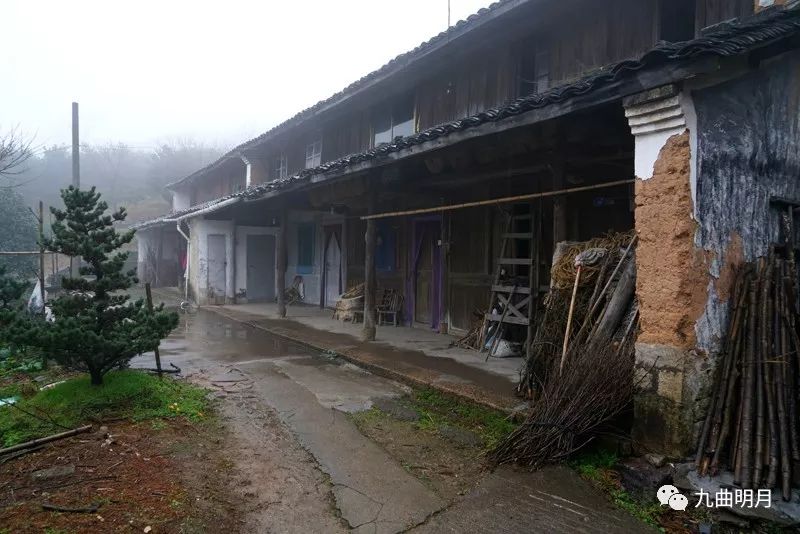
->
[412, 220, 442, 328]
[246, 234, 275, 302]
[324, 231, 342, 308]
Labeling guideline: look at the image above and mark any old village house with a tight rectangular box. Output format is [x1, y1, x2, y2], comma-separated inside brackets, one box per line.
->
[136, 0, 800, 456]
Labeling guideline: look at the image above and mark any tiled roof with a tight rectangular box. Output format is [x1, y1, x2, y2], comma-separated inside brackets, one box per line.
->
[132, 195, 238, 230]
[166, 0, 526, 189]
[138, 6, 800, 229]
[238, 6, 800, 200]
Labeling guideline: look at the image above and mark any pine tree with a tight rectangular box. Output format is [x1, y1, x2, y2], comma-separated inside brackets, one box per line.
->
[0, 265, 31, 347]
[37, 186, 178, 385]
[0, 265, 28, 310]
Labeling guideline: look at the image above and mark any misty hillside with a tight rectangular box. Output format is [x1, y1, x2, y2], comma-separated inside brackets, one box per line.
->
[7, 140, 223, 224]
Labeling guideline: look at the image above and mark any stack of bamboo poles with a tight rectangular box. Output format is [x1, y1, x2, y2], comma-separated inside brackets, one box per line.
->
[695, 248, 800, 501]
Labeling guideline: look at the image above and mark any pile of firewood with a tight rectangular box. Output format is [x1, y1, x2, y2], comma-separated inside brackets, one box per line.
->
[452, 309, 485, 349]
[695, 248, 800, 501]
[517, 233, 638, 399]
[493, 233, 638, 468]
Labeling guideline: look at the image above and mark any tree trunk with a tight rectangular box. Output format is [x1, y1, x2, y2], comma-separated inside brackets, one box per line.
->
[90, 368, 104, 386]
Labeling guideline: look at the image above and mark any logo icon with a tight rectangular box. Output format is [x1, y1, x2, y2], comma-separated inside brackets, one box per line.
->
[657, 485, 680, 505]
[657, 485, 688, 510]
[668, 493, 688, 511]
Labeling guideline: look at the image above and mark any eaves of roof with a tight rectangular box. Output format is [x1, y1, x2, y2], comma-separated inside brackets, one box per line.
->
[137, 7, 800, 230]
[165, 0, 532, 190]
[236, 7, 800, 200]
[132, 194, 239, 230]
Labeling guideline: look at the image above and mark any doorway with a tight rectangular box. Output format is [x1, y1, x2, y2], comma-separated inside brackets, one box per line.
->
[322, 225, 343, 308]
[409, 217, 442, 329]
[246, 233, 276, 302]
[206, 233, 227, 305]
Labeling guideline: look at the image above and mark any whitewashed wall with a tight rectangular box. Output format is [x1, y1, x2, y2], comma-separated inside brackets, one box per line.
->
[188, 217, 235, 304]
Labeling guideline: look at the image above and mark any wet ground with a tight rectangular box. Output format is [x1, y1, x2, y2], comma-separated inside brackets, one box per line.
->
[131, 307, 654, 533]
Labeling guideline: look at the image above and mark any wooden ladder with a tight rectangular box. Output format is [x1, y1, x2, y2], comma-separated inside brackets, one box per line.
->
[479, 203, 541, 357]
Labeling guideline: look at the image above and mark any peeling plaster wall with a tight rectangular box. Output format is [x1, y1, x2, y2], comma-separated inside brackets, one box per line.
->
[635, 132, 708, 349]
[693, 50, 800, 357]
[632, 130, 704, 456]
[136, 229, 158, 283]
[188, 217, 235, 305]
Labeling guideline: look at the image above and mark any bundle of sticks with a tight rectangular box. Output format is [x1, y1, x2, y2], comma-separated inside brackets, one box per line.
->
[517, 233, 638, 399]
[495, 233, 639, 468]
[695, 247, 800, 500]
[452, 309, 485, 350]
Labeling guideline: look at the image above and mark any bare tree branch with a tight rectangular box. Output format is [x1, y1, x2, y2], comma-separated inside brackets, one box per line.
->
[0, 126, 36, 178]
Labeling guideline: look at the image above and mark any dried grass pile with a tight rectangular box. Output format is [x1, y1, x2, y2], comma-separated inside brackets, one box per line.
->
[518, 232, 637, 398]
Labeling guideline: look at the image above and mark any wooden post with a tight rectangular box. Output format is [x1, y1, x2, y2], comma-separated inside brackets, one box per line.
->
[552, 153, 567, 245]
[38, 201, 45, 317]
[70, 102, 80, 279]
[144, 283, 162, 376]
[362, 194, 377, 341]
[277, 209, 287, 318]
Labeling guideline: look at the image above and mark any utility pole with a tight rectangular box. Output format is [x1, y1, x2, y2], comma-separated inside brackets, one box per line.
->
[72, 102, 80, 188]
[447, 0, 451, 27]
[38, 201, 45, 317]
[70, 102, 80, 278]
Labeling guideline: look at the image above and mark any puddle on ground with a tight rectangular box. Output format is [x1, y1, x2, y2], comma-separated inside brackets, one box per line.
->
[153, 309, 318, 364]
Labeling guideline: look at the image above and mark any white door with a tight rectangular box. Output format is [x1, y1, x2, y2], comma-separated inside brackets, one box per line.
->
[324, 233, 342, 308]
[207, 234, 227, 305]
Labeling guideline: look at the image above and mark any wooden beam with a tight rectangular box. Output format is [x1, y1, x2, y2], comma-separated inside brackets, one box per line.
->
[360, 179, 634, 220]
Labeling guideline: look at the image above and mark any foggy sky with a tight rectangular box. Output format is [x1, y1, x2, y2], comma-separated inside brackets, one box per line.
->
[2, 0, 493, 150]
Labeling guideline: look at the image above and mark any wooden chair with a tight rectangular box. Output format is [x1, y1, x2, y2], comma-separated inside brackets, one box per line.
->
[350, 288, 403, 326]
[377, 289, 403, 326]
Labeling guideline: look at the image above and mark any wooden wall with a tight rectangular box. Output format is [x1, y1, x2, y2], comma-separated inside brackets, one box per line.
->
[416, 47, 518, 131]
[546, 0, 659, 86]
[446, 207, 494, 332]
[696, 0, 754, 32]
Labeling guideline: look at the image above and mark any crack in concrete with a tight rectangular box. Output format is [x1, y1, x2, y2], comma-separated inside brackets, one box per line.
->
[332, 482, 385, 528]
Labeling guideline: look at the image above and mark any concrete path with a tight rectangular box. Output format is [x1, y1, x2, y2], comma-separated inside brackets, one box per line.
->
[221, 302, 521, 384]
[211, 304, 522, 411]
[135, 307, 444, 532]
[413, 466, 655, 533]
[134, 304, 654, 533]
[242, 360, 445, 532]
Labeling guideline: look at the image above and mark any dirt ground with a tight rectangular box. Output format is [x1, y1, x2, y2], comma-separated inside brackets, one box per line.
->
[0, 386, 353, 534]
[350, 408, 488, 504]
[0, 416, 239, 533]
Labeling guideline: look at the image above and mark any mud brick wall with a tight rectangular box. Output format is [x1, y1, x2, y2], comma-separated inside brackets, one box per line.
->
[632, 50, 800, 457]
[633, 131, 705, 456]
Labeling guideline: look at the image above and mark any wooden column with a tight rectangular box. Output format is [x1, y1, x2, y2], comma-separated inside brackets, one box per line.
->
[552, 154, 567, 245]
[362, 194, 377, 341]
[277, 209, 287, 318]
